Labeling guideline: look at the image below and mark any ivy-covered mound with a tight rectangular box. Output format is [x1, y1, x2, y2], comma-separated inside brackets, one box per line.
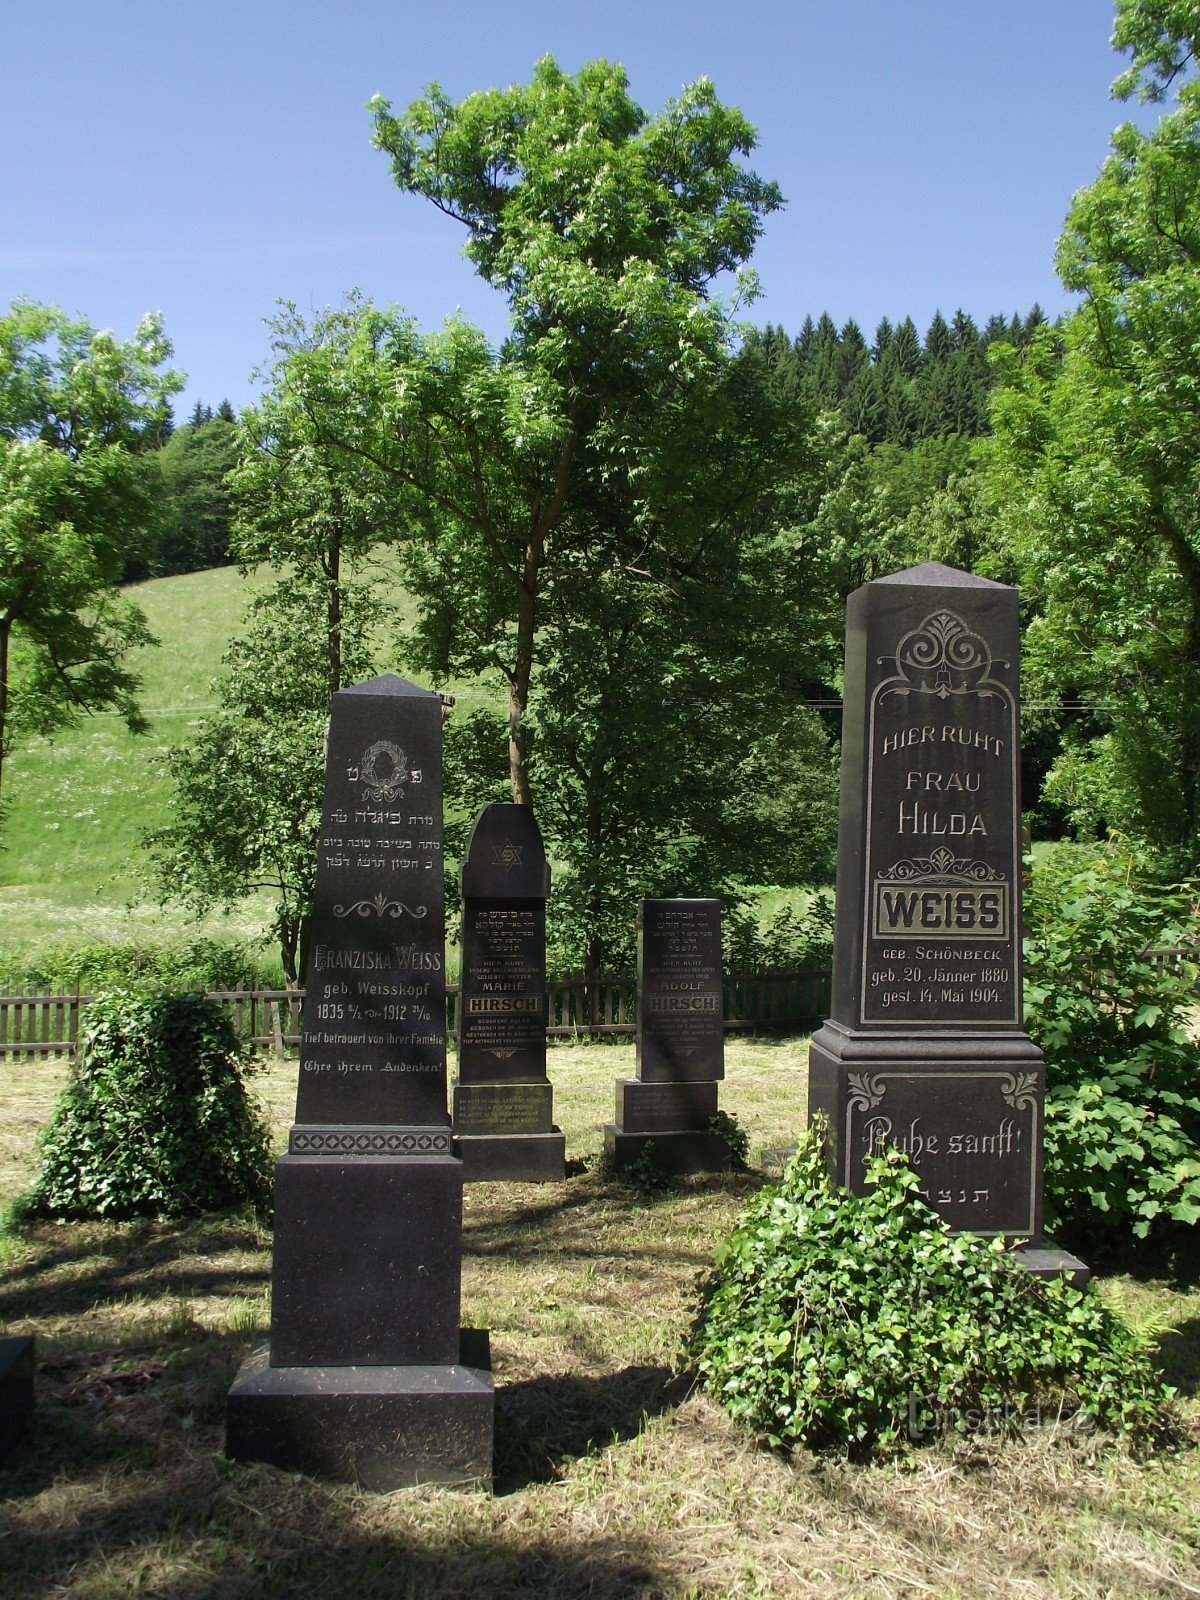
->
[20, 990, 273, 1220]
[690, 1132, 1171, 1458]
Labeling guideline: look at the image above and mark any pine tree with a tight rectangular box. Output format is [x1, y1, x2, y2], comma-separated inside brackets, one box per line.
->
[216, 398, 236, 423]
[950, 309, 980, 354]
[923, 310, 953, 365]
[891, 317, 922, 376]
[871, 316, 894, 363]
[838, 319, 869, 388]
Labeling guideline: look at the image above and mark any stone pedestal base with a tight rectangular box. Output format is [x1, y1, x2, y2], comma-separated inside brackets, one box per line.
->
[452, 1081, 565, 1182]
[604, 1124, 732, 1176]
[271, 1149, 462, 1366]
[0, 1335, 34, 1461]
[226, 1332, 493, 1491]
[454, 1130, 565, 1182]
[1011, 1244, 1091, 1289]
[809, 1021, 1045, 1237]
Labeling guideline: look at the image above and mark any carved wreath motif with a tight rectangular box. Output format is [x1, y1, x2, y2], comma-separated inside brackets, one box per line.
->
[358, 740, 410, 802]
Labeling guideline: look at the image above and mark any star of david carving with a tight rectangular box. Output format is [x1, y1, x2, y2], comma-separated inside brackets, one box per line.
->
[491, 839, 524, 871]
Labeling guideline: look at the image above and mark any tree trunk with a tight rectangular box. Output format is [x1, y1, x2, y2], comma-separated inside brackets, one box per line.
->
[508, 580, 536, 804]
[1157, 513, 1200, 854]
[326, 530, 342, 698]
[0, 617, 9, 820]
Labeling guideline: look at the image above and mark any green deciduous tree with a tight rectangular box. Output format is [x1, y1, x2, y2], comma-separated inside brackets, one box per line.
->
[986, 4, 1200, 863]
[367, 58, 784, 806]
[0, 299, 181, 828]
[150, 307, 391, 981]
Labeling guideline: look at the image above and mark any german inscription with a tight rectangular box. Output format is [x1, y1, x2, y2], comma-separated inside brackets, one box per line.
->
[861, 609, 1020, 1027]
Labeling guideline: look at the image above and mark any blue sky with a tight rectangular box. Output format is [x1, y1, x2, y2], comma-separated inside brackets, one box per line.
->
[2, 1, 1149, 420]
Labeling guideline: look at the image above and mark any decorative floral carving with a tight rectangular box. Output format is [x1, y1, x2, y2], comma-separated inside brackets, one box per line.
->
[1000, 1072, 1039, 1111]
[878, 608, 1007, 701]
[879, 848, 1005, 884]
[333, 895, 427, 920]
[846, 1072, 888, 1111]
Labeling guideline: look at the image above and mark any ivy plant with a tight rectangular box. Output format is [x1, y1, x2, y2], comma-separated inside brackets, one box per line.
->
[690, 1129, 1171, 1458]
[19, 989, 274, 1220]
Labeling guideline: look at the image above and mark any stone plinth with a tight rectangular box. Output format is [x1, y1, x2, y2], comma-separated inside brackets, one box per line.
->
[0, 1335, 34, 1462]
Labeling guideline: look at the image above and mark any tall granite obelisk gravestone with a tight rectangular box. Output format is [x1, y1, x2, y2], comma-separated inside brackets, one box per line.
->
[605, 898, 732, 1175]
[226, 674, 494, 1489]
[453, 802, 564, 1182]
[808, 564, 1085, 1279]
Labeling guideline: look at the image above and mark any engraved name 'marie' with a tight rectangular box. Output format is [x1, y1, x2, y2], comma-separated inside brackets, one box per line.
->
[880, 724, 1004, 757]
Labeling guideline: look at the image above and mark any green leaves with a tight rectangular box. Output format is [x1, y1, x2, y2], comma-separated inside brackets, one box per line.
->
[1023, 842, 1200, 1239]
[691, 1131, 1172, 1458]
[19, 990, 273, 1222]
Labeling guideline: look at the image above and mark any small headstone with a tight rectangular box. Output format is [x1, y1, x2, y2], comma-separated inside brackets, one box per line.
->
[605, 899, 732, 1175]
[453, 803, 564, 1181]
[226, 674, 493, 1490]
[808, 564, 1086, 1280]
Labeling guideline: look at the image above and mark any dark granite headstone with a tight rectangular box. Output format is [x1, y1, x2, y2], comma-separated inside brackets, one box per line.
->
[808, 565, 1086, 1280]
[0, 1335, 34, 1461]
[453, 803, 564, 1181]
[227, 674, 493, 1489]
[606, 899, 732, 1175]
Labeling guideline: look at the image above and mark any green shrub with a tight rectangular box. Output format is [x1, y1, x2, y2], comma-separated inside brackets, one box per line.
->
[724, 893, 835, 970]
[1023, 843, 1200, 1239]
[690, 1130, 1170, 1458]
[0, 937, 279, 995]
[18, 989, 274, 1220]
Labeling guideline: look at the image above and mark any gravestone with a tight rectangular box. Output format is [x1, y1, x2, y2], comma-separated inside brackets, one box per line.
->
[453, 802, 564, 1182]
[808, 564, 1086, 1280]
[0, 1335, 34, 1461]
[605, 898, 732, 1174]
[226, 674, 493, 1489]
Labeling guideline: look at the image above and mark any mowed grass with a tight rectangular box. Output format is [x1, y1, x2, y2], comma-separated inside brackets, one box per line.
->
[2, 1038, 1199, 1600]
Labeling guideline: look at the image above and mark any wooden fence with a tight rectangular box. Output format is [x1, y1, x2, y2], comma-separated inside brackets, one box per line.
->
[0, 965, 832, 1060]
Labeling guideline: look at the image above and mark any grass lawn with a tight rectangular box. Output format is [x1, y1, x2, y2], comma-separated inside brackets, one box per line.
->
[2, 1037, 1199, 1598]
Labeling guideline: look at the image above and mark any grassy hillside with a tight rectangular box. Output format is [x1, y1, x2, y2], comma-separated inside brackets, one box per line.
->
[0, 563, 438, 956]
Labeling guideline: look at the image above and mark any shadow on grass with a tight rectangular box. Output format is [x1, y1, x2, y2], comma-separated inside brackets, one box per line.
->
[2, 1325, 675, 1599]
[494, 1362, 693, 1494]
[0, 1217, 269, 1324]
[1154, 1316, 1200, 1398]
[1058, 1219, 1200, 1292]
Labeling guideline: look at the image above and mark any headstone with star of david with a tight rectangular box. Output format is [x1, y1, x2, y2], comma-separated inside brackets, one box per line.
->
[453, 802, 564, 1182]
[605, 898, 733, 1176]
[226, 674, 494, 1488]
